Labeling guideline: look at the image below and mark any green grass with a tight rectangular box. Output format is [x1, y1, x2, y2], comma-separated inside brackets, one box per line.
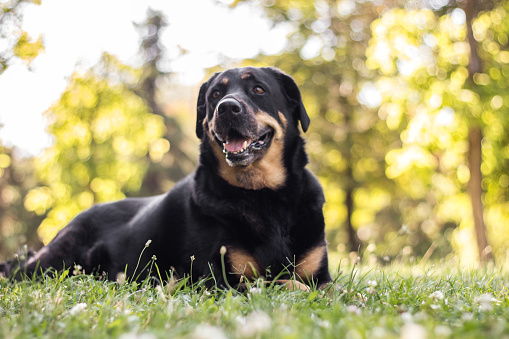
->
[1, 261, 509, 339]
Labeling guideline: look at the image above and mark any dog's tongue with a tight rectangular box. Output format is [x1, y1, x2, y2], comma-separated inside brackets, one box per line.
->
[225, 138, 251, 153]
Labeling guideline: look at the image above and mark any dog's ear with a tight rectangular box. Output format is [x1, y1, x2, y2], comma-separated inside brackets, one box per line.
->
[196, 73, 219, 139]
[268, 67, 310, 133]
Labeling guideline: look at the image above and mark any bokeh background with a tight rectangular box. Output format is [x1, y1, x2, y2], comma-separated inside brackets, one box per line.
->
[1, 0, 508, 267]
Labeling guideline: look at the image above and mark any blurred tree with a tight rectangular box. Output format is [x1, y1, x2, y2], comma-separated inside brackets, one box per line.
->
[0, 143, 43, 259]
[26, 54, 167, 244]
[133, 9, 197, 195]
[0, 0, 44, 74]
[366, 1, 508, 262]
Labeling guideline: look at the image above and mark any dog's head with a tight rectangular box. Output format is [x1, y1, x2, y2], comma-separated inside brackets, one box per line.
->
[196, 67, 310, 190]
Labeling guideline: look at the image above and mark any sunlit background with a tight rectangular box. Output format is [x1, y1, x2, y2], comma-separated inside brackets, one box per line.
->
[1, 0, 509, 268]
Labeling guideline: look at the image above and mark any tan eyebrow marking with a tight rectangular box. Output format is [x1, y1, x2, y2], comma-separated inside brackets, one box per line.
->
[221, 78, 229, 85]
[241, 72, 252, 80]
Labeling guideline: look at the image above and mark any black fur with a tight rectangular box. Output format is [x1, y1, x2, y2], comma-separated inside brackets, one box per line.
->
[1, 67, 331, 288]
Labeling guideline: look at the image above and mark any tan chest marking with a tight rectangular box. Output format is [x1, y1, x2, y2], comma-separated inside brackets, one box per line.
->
[295, 245, 326, 280]
[227, 247, 261, 280]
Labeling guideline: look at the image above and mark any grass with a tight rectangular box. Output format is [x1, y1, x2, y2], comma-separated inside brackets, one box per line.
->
[1, 260, 509, 339]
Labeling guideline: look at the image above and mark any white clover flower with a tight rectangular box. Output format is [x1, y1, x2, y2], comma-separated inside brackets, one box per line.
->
[400, 323, 427, 339]
[119, 332, 156, 339]
[69, 302, 87, 315]
[400, 312, 413, 324]
[429, 291, 444, 301]
[346, 305, 361, 315]
[367, 280, 378, 287]
[475, 293, 498, 312]
[191, 325, 228, 339]
[461, 312, 473, 321]
[237, 311, 272, 337]
[434, 325, 452, 337]
[116, 272, 126, 285]
[249, 287, 262, 294]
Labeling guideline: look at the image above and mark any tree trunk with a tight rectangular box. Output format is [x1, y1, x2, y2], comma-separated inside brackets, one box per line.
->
[345, 176, 361, 253]
[464, 0, 493, 263]
[468, 127, 493, 262]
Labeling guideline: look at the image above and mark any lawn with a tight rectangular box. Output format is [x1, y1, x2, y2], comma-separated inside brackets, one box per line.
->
[1, 260, 508, 339]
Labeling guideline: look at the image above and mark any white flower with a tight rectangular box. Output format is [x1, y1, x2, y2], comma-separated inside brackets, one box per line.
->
[461, 312, 473, 321]
[400, 323, 427, 339]
[400, 312, 413, 323]
[69, 303, 87, 315]
[191, 325, 228, 339]
[434, 325, 452, 337]
[367, 280, 378, 287]
[237, 311, 272, 337]
[119, 332, 156, 339]
[475, 293, 498, 312]
[346, 305, 361, 315]
[145, 240, 152, 247]
[116, 272, 126, 285]
[429, 291, 444, 301]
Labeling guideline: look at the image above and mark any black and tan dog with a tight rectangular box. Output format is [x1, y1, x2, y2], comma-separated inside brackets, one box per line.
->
[0, 67, 332, 290]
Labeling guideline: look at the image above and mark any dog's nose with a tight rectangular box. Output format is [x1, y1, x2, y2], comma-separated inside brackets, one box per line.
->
[217, 98, 243, 115]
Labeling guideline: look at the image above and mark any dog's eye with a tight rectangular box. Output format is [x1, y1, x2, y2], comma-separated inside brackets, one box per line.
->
[211, 91, 221, 99]
[253, 86, 265, 95]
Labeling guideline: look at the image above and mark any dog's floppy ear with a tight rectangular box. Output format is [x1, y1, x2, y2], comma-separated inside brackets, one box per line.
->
[196, 73, 219, 139]
[268, 67, 310, 133]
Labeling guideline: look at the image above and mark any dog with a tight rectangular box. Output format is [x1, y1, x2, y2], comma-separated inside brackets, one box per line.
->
[0, 67, 332, 290]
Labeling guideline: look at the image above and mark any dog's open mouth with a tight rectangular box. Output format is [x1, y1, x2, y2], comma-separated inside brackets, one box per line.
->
[215, 129, 274, 165]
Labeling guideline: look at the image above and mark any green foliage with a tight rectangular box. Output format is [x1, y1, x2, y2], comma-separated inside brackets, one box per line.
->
[25, 55, 166, 244]
[0, 145, 42, 258]
[0, 0, 43, 73]
[1, 263, 508, 338]
[366, 3, 509, 262]
[13, 31, 44, 66]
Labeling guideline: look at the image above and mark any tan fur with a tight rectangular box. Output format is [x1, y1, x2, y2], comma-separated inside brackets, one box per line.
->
[227, 247, 261, 280]
[295, 245, 326, 280]
[207, 111, 288, 190]
[221, 78, 229, 85]
[275, 279, 311, 292]
[241, 72, 252, 80]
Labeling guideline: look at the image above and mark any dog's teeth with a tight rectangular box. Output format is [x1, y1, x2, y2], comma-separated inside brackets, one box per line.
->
[243, 141, 247, 150]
